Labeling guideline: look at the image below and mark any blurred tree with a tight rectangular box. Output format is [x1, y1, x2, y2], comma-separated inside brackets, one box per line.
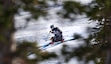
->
[0, 0, 15, 64]
[58, 0, 111, 64]
[0, 0, 56, 64]
[1, 0, 111, 64]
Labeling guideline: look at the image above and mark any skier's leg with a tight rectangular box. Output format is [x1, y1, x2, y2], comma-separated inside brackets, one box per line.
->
[58, 34, 63, 41]
[59, 34, 64, 42]
[50, 36, 58, 44]
[50, 37, 54, 44]
[54, 36, 58, 42]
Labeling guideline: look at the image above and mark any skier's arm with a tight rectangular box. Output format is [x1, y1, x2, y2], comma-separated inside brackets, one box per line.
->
[49, 30, 53, 33]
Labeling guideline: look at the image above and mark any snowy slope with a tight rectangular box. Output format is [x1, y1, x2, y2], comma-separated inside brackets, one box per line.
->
[14, 23, 88, 64]
[14, 13, 96, 64]
[15, 21, 89, 45]
[14, 0, 96, 63]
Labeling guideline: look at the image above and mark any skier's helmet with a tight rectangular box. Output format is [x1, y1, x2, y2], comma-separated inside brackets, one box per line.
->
[50, 25, 54, 29]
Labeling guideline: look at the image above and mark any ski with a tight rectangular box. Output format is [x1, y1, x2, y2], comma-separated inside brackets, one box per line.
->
[39, 38, 75, 50]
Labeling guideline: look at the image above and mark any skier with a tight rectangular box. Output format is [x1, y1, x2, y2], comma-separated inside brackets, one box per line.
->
[49, 25, 64, 44]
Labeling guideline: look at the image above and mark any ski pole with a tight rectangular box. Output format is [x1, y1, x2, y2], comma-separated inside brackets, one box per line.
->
[45, 32, 50, 41]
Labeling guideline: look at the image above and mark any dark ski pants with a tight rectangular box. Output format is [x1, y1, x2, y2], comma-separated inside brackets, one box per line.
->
[51, 34, 63, 42]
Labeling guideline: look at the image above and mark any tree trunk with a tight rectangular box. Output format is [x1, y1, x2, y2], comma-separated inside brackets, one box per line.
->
[0, 0, 15, 64]
[105, 17, 111, 64]
[105, 50, 111, 64]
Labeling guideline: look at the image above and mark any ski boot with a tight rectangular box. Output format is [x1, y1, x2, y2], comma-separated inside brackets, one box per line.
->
[61, 39, 64, 43]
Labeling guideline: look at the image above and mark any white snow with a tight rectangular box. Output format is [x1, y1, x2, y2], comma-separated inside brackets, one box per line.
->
[14, 17, 96, 64]
[14, 0, 96, 64]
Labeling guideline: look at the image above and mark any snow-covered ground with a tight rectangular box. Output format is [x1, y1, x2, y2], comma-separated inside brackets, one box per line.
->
[14, 0, 96, 63]
[14, 17, 96, 64]
[14, 17, 94, 46]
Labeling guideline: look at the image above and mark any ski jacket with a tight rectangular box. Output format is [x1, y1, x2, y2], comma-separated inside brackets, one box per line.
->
[50, 27, 62, 36]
